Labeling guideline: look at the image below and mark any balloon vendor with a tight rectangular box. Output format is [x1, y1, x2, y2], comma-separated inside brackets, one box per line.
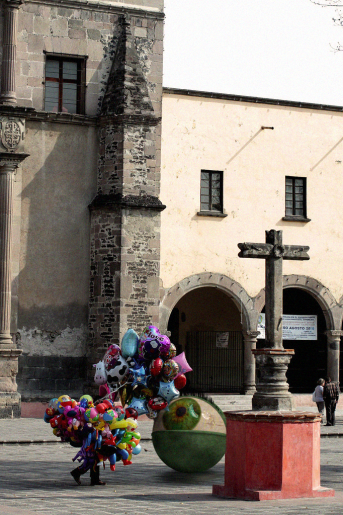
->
[43, 325, 192, 486]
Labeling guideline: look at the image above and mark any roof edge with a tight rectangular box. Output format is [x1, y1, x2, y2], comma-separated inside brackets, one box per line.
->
[163, 87, 343, 113]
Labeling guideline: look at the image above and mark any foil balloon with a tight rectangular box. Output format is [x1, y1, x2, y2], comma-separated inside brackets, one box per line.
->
[121, 329, 139, 358]
[150, 357, 163, 377]
[157, 381, 180, 404]
[164, 342, 177, 359]
[140, 325, 161, 342]
[128, 397, 149, 416]
[103, 344, 121, 371]
[130, 366, 148, 387]
[174, 373, 187, 390]
[174, 352, 193, 377]
[141, 339, 163, 361]
[93, 360, 107, 385]
[148, 396, 168, 411]
[162, 359, 179, 381]
[106, 355, 129, 388]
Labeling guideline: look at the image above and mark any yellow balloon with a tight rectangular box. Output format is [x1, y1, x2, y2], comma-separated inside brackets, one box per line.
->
[125, 418, 138, 430]
[109, 419, 129, 431]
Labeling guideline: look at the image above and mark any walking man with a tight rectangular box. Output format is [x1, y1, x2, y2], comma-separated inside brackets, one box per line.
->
[323, 376, 340, 426]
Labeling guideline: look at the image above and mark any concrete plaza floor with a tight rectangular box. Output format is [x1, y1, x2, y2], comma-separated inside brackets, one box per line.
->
[1, 413, 343, 515]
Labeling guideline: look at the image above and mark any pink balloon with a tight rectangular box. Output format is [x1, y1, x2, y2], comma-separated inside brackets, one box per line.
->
[173, 352, 192, 377]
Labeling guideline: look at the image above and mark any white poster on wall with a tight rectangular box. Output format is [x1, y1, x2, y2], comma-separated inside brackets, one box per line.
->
[216, 332, 229, 348]
[257, 314, 317, 340]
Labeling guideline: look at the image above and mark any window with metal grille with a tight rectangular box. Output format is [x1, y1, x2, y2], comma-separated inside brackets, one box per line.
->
[200, 170, 223, 213]
[285, 176, 307, 219]
[44, 55, 86, 114]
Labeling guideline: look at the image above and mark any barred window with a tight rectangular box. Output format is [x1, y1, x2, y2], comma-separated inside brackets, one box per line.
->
[285, 176, 307, 218]
[200, 170, 223, 213]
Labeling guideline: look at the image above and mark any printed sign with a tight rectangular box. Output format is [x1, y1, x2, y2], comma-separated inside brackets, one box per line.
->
[216, 332, 229, 348]
[257, 314, 317, 340]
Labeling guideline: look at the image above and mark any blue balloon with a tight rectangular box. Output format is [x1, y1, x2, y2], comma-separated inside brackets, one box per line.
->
[130, 365, 148, 387]
[121, 329, 139, 358]
[43, 412, 51, 423]
[128, 397, 149, 416]
[157, 380, 180, 404]
[132, 444, 142, 455]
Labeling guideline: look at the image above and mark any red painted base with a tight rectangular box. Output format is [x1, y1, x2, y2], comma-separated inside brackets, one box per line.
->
[213, 411, 335, 501]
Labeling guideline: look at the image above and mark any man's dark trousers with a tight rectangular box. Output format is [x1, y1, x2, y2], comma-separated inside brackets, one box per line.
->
[325, 400, 337, 426]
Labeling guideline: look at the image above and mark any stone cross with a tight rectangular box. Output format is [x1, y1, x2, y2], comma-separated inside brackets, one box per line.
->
[238, 230, 310, 410]
[238, 229, 309, 349]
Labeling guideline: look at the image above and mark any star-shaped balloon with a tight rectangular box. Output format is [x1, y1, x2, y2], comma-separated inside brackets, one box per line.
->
[174, 352, 193, 377]
[157, 380, 180, 404]
[130, 366, 148, 387]
[128, 397, 149, 416]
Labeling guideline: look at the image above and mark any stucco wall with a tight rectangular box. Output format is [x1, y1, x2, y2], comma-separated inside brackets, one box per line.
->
[160, 92, 343, 302]
[16, 120, 98, 356]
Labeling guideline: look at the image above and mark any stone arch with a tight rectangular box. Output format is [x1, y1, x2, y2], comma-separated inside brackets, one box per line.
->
[254, 274, 341, 331]
[159, 272, 256, 333]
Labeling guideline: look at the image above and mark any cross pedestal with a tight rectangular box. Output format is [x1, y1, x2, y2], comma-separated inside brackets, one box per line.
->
[213, 230, 334, 501]
[213, 411, 334, 500]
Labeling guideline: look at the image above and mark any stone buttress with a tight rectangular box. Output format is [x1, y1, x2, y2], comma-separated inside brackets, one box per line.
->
[88, 14, 165, 366]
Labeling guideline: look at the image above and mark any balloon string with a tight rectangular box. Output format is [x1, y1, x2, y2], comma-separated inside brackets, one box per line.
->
[94, 378, 133, 405]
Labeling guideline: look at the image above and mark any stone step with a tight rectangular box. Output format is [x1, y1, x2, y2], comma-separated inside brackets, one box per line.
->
[206, 394, 253, 412]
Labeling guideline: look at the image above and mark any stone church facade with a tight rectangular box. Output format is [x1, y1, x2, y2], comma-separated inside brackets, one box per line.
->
[1, 0, 343, 418]
[0, 0, 164, 417]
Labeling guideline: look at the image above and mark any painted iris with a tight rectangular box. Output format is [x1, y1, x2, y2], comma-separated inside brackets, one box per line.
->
[163, 398, 201, 430]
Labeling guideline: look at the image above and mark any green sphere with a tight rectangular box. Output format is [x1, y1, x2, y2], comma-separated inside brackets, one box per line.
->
[152, 396, 226, 473]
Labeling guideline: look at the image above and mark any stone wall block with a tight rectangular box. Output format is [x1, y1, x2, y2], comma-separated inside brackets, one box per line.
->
[18, 12, 34, 34]
[135, 27, 147, 38]
[87, 29, 101, 41]
[0, 377, 17, 393]
[68, 19, 83, 29]
[0, 359, 18, 377]
[155, 20, 163, 41]
[27, 77, 42, 88]
[51, 18, 68, 37]
[28, 60, 44, 78]
[27, 34, 44, 53]
[32, 87, 43, 110]
[33, 16, 50, 35]
[16, 86, 32, 100]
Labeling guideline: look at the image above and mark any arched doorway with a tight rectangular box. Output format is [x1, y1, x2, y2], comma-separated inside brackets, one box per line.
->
[167, 286, 244, 393]
[258, 288, 327, 392]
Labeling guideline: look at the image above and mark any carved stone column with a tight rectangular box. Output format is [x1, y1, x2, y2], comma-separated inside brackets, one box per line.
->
[0, 114, 28, 417]
[0, 0, 24, 106]
[243, 331, 259, 394]
[0, 160, 17, 348]
[326, 330, 342, 384]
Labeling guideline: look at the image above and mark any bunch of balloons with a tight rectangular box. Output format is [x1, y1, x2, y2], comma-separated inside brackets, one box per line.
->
[94, 325, 193, 419]
[43, 394, 141, 472]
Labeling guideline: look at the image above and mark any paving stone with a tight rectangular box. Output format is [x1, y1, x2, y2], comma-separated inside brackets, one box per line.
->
[1, 418, 343, 514]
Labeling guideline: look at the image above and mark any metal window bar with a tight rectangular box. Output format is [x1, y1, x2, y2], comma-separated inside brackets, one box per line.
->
[185, 331, 243, 393]
[285, 176, 306, 217]
[200, 171, 223, 212]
